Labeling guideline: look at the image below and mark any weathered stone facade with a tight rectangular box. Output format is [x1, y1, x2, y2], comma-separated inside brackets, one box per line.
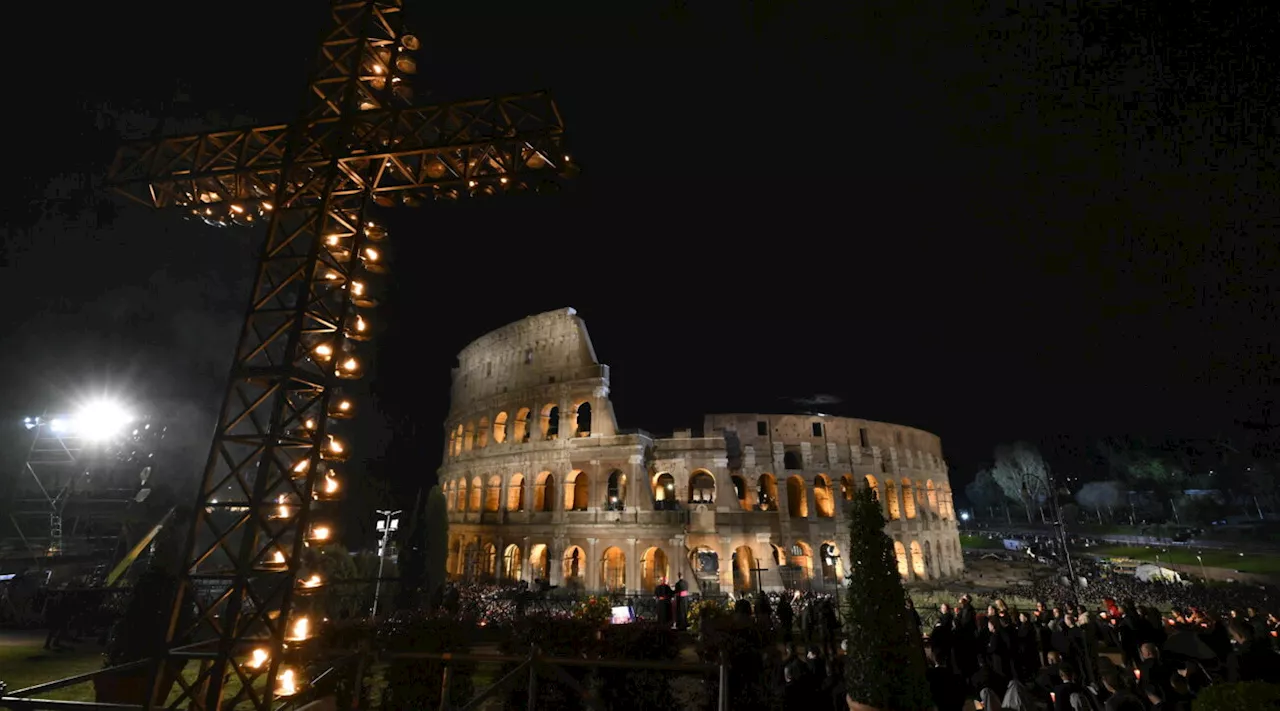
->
[440, 308, 964, 593]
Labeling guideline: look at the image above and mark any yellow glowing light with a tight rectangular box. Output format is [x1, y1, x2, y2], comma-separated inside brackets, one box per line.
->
[363, 247, 380, 262]
[351, 281, 366, 296]
[340, 357, 359, 373]
[354, 315, 368, 333]
[262, 201, 273, 211]
[324, 475, 340, 495]
[467, 180, 477, 188]
[304, 418, 316, 430]
[293, 458, 309, 475]
[499, 177, 509, 184]
[272, 550, 286, 565]
[288, 616, 310, 641]
[276, 668, 299, 697]
[326, 234, 342, 246]
[230, 204, 245, 214]
[337, 400, 351, 412]
[300, 574, 323, 589]
[313, 344, 333, 361]
[247, 648, 269, 669]
[310, 526, 331, 542]
[324, 270, 341, 281]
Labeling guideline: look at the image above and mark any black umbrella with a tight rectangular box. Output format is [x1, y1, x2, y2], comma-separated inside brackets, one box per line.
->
[1163, 631, 1217, 660]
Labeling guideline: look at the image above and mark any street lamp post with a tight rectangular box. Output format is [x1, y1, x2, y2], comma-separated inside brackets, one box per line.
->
[371, 509, 402, 619]
[1031, 472, 1079, 604]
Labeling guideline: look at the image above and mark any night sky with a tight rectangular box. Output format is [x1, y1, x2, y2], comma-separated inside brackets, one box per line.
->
[3, 0, 1279, 528]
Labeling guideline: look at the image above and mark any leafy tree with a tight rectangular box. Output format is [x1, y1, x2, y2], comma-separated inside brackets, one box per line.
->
[1175, 493, 1227, 526]
[1076, 481, 1125, 522]
[424, 484, 449, 601]
[844, 485, 932, 711]
[1096, 437, 1188, 487]
[990, 442, 1050, 522]
[965, 469, 1005, 516]
[1126, 455, 1188, 487]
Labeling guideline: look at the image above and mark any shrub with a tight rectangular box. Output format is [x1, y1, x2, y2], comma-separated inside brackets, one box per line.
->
[1191, 681, 1280, 711]
[594, 622, 681, 711]
[377, 613, 474, 711]
[695, 614, 782, 711]
[689, 596, 732, 635]
[496, 615, 600, 711]
[103, 567, 185, 667]
[316, 619, 374, 710]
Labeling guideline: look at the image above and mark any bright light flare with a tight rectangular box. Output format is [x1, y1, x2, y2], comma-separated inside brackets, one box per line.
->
[72, 399, 133, 441]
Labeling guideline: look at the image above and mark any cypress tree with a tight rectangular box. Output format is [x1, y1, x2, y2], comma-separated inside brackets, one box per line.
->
[424, 484, 449, 599]
[843, 485, 932, 710]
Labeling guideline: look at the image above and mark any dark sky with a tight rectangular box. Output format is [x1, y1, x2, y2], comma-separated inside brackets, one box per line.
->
[2, 0, 1279, 517]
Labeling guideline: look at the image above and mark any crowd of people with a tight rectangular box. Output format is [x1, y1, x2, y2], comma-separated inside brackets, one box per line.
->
[433, 572, 1280, 710]
[921, 593, 1280, 710]
[12, 558, 1280, 709]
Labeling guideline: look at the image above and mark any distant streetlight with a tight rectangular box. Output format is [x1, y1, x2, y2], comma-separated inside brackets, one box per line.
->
[371, 509, 402, 618]
[1196, 552, 1207, 581]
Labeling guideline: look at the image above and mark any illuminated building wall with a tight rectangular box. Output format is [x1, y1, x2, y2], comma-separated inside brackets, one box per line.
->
[439, 308, 963, 593]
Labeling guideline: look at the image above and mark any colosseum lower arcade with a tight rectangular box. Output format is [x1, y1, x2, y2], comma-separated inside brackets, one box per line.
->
[439, 308, 964, 594]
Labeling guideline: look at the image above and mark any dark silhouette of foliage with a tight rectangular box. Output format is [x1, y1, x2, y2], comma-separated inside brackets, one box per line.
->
[104, 566, 187, 666]
[594, 622, 681, 711]
[378, 613, 474, 711]
[695, 614, 783, 711]
[490, 616, 680, 711]
[424, 484, 449, 601]
[843, 485, 932, 710]
[496, 615, 598, 711]
[1190, 680, 1280, 711]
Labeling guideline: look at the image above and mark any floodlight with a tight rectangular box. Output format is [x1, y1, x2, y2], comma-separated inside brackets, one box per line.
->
[73, 399, 133, 441]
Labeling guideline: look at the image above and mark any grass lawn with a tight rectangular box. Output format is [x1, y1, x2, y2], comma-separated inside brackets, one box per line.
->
[958, 534, 1003, 550]
[0, 635, 102, 702]
[1086, 545, 1280, 576]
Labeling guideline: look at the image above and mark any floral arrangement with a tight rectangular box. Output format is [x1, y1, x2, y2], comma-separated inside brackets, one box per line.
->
[688, 596, 732, 634]
[573, 595, 612, 625]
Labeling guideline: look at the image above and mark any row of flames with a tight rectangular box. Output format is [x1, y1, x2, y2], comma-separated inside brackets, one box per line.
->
[216, 211, 393, 698]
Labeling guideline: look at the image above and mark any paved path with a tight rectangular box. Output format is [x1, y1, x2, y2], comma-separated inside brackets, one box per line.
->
[970, 526, 1280, 553]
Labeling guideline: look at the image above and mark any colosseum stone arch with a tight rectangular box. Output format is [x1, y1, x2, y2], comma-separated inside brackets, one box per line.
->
[440, 307, 963, 592]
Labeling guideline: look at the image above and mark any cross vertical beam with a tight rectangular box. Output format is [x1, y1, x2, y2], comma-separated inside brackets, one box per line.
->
[108, 2, 572, 709]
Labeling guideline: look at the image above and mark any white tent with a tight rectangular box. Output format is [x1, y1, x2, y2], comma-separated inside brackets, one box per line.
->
[1134, 563, 1183, 584]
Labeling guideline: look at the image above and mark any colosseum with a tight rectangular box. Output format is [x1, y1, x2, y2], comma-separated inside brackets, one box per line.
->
[440, 308, 963, 594]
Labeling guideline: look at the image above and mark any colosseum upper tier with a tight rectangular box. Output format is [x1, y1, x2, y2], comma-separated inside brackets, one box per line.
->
[440, 308, 963, 594]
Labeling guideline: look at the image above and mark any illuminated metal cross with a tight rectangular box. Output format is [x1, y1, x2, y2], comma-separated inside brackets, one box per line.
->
[107, 2, 572, 708]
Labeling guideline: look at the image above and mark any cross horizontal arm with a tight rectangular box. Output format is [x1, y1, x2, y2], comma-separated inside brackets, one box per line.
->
[108, 92, 569, 213]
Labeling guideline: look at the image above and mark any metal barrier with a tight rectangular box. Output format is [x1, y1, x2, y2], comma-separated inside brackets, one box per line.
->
[388, 648, 728, 711]
[0, 647, 726, 711]
[0, 658, 150, 711]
